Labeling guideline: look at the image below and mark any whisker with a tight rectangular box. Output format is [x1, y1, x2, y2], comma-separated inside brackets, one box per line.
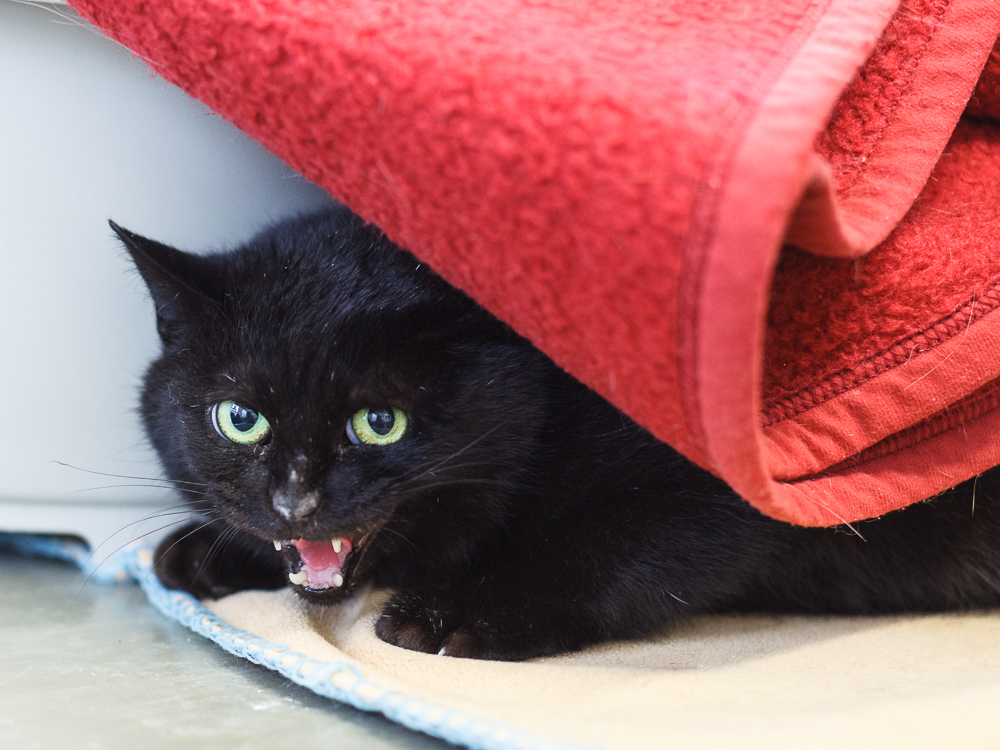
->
[79, 503, 208, 569]
[191, 526, 239, 590]
[76, 517, 206, 599]
[7, 0, 161, 65]
[51, 461, 208, 486]
[385, 428, 511, 499]
[418, 460, 503, 476]
[349, 529, 378, 573]
[150, 516, 223, 567]
[376, 524, 422, 553]
[411, 478, 536, 494]
[90, 511, 199, 552]
[65, 483, 210, 497]
[131, 516, 225, 596]
[213, 528, 244, 571]
[393, 425, 503, 485]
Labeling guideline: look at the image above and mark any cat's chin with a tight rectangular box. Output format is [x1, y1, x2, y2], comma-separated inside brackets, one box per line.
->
[275, 534, 364, 603]
[290, 583, 355, 604]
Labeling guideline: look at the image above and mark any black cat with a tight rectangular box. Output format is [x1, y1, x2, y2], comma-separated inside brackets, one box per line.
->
[116, 206, 1000, 661]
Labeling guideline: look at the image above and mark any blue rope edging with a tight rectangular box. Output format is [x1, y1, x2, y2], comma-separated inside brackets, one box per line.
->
[4, 533, 597, 750]
[0, 531, 132, 584]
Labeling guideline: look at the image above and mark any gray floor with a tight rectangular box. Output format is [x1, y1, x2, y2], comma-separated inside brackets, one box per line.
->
[0, 551, 447, 750]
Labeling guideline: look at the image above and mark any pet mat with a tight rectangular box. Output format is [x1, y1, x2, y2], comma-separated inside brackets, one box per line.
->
[8, 533, 1000, 750]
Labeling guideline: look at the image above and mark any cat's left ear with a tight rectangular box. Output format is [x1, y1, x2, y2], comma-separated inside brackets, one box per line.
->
[111, 220, 218, 347]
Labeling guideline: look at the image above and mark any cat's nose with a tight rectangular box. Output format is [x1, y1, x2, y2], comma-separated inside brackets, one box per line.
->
[272, 487, 320, 522]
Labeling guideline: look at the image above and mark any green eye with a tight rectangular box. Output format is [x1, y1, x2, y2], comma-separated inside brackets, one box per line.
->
[347, 408, 408, 446]
[212, 400, 271, 445]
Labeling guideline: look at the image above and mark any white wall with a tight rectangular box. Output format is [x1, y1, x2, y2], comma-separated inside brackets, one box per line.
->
[0, 1, 333, 547]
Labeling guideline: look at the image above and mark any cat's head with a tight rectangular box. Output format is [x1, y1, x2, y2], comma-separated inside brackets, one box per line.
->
[117, 207, 549, 601]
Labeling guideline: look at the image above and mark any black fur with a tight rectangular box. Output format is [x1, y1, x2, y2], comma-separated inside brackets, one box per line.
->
[118, 206, 1000, 661]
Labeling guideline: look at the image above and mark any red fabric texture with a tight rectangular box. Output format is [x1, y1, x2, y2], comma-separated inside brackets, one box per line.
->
[967, 38, 1000, 121]
[69, 0, 1000, 525]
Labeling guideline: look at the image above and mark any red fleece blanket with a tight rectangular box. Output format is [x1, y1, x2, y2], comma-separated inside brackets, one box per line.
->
[71, 0, 1000, 526]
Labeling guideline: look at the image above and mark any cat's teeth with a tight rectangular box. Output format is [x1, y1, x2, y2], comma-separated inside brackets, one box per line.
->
[333, 573, 344, 587]
[288, 570, 308, 586]
[273, 541, 282, 551]
[332, 538, 342, 553]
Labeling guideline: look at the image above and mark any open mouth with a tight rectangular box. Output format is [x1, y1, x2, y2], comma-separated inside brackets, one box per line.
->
[274, 536, 356, 595]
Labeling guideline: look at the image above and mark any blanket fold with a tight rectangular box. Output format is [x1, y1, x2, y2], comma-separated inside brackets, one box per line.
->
[69, 0, 1000, 524]
[791, 1, 999, 260]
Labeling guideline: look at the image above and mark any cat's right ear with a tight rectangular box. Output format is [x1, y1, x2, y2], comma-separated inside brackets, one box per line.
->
[111, 220, 217, 347]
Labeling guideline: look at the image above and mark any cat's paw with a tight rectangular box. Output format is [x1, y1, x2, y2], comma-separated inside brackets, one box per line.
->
[375, 590, 455, 654]
[375, 590, 567, 661]
[154, 522, 285, 600]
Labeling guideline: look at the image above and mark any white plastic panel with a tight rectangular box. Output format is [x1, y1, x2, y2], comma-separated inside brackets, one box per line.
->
[0, 1, 333, 542]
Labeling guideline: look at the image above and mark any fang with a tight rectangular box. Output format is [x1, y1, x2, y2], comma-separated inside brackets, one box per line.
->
[332, 538, 342, 553]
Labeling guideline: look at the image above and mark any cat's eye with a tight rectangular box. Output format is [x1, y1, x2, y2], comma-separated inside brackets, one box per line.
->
[212, 400, 271, 445]
[347, 408, 408, 446]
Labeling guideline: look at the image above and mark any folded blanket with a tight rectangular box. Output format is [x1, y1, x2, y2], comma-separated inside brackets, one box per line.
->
[68, 0, 1000, 525]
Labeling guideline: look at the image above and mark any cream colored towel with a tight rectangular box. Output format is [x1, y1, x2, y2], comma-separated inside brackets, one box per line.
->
[206, 588, 1000, 749]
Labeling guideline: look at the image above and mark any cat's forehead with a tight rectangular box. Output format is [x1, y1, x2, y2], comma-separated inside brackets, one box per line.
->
[196, 235, 466, 404]
[218, 229, 443, 325]
[200, 313, 433, 415]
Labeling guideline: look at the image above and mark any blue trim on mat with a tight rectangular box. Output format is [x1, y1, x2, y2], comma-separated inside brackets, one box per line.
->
[0, 531, 132, 583]
[4, 532, 595, 750]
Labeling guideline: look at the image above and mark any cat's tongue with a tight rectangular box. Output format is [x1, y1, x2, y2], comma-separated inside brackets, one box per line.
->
[292, 538, 352, 589]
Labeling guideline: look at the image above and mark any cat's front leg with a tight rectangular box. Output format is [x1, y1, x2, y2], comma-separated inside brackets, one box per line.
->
[376, 499, 768, 660]
[376, 534, 676, 661]
[154, 520, 287, 599]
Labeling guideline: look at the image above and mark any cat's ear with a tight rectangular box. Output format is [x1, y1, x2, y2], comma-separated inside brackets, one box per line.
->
[111, 220, 218, 347]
